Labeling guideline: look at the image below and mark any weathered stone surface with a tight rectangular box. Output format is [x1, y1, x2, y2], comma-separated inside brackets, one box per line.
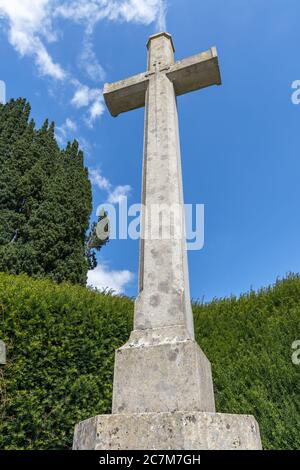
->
[112, 332, 215, 414]
[134, 33, 195, 339]
[103, 73, 148, 117]
[73, 411, 262, 450]
[103, 34, 222, 344]
[0, 340, 6, 365]
[103, 38, 220, 118]
[167, 47, 221, 96]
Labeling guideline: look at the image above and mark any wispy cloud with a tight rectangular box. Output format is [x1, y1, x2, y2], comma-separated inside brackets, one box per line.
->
[87, 263, 133, 294]
[63, 117, 77, 132]
[89, 167, 132, 204]
[55, 0, 167, 31]
[0, 80, 6, 103]
[0, 0, 167, 126]
[71, 81, 105, 126]
[0, 0, 66, 80]
[89, 168, 111, 192]
[107, 185, 132, 204]
[56, 117, 77, 144]
[56, 117, 93, 158]
[78, 36, 106, 83]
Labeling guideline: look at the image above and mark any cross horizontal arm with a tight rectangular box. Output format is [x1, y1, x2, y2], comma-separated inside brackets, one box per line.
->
[167, 47, 221, 97]
[103, 72, 149, 117]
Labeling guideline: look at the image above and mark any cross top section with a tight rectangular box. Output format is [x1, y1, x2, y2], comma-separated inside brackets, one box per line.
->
[104, 32, 221, 118]
[147, 32, 175, 71]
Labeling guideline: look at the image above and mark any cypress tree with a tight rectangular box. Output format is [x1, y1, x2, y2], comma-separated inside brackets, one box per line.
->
[0, 98, 102, 285]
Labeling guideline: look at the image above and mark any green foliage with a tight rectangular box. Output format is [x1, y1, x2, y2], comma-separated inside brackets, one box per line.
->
[0, 272, 133, 450]
[0, 272, 299, 449]
[193, 275, 300, 450]
[86, 209, 110, 270]
[0, 98, 95, 285]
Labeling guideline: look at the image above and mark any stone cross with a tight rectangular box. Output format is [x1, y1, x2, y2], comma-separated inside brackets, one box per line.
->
[104, 36, 220, 345]
[0, 340, 6, 365]
[103, 32, 220, 414]
[73, 33, 262, 450]
[104, 33, 220, 339]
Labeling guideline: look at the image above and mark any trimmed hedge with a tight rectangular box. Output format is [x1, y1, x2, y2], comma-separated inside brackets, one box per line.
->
[0, 272, 299, 449]
[193, 277, 300, 450]
[0, 273, 132, 450]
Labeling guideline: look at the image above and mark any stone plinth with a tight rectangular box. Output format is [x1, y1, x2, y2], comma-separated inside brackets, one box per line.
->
[73, 411, 262, 450]
[112, 328, 215, 414]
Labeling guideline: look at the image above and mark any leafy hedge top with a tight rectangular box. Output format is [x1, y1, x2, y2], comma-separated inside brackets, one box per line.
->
[0, 272, 299, 449]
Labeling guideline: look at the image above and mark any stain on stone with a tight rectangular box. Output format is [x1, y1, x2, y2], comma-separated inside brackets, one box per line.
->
[167, 307, 175, 316]
[144, 318, 153, 329]
[168, 350, 178, 361]
[151, 248, 159, 258]
[186, 415, 197, 424]
[226, 424, 230, 430]
[233, 437, 241, 447]
[150, 294, 160, 307]
[158, 281, 169, 293]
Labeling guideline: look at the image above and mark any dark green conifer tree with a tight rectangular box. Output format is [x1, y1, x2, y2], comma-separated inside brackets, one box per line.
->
[0, 98, 105, 285]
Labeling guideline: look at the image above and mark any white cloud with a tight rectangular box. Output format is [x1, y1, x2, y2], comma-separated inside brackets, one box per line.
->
[114, 0, 167, 30]
[89, 168, 132, 204]
[56, 118, 92, 156]
[0, 80, 6, 103]
[89, 168, 111, 191]
[71, 82, 105, 125]
[55, 0, 166, 31]
[0, 0, 167, 81]
[0, 0, 66, 80]
[107, 185, 131, 204]
[88, 96, 105, 124]
[87, 264, 133, 294]
[56, 117, 78, 145]
[0, 0, 167, 125]
[65, 117, 77, 132]
[71, 83, 93, 108]
[78, 36, 106, 82]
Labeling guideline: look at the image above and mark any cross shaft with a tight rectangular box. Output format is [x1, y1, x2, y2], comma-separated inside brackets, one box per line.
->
[104, 32, 221, 341]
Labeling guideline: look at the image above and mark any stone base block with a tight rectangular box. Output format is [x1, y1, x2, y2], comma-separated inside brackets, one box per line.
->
[73, 411, 262, 450]
[112, 334, 215, 414]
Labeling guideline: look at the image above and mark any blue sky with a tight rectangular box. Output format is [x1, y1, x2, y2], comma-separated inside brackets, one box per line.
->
[0, 0, 300, 300]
